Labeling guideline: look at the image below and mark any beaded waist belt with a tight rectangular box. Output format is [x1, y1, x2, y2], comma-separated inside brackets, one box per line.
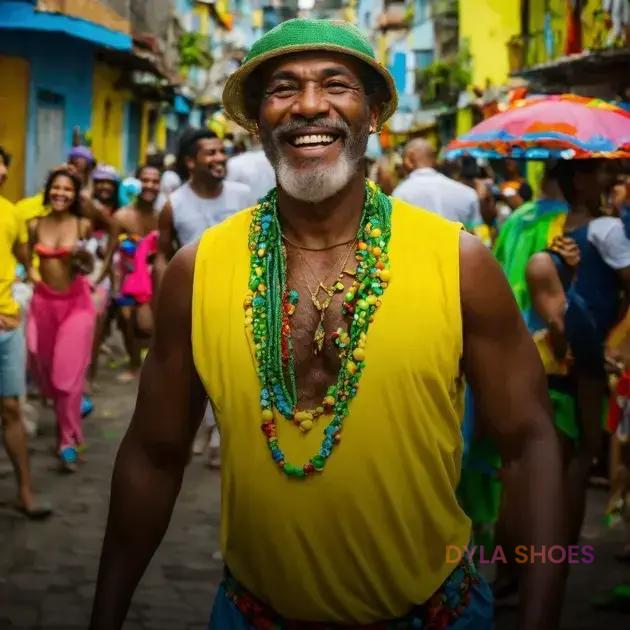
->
[222, 559, 479, 629]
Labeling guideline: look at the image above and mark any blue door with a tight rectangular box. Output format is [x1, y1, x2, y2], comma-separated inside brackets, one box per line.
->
[125, 101, 141, 176]
[33, 90, 65, 194]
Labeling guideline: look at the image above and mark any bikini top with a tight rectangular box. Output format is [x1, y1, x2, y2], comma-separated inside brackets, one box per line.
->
[34, 243, 74, 258]
[33, 217, 87, 259]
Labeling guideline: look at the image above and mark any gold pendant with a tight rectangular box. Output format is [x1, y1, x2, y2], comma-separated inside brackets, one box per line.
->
[319, 282, 335, 297]
[310, 295, 323, 311]
[313, 319, 326, 355]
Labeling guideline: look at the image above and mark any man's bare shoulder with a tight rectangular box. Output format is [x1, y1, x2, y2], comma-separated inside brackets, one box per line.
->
[459, 230, 486, 262]
[176, 241, 199, 267]
[459, 231, 523, 330]
[163, 242, 199, 286]
[114, 206, 145, 231]
[116, 205, 138, 219]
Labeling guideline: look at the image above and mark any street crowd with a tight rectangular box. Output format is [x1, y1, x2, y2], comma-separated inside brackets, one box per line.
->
[3, 128, 630, 578]
[1, 18, 630, 625]
[0, 128, 271, 506]
[373, 143, 630, 583]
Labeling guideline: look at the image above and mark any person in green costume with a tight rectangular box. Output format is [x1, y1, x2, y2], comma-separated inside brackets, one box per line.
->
[457, 164, 567, 589]
[494, 164, 569, 315]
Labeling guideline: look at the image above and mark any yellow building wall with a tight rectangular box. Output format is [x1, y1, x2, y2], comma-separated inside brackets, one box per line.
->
[156, 115, 167, 150]
[139, 103, 168, 156]
[528, 1, 609, 66]
[139, 102, 150, 161]
[460, 0, 521, 87]
[456, 107, 474, 136]
[91, 62, 131, 170]
[0, 56, 29, 202]
[194, 4, 210, 35]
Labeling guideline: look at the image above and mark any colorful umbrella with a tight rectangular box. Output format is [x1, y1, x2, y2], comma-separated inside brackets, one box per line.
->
[445, 94, 630, 160]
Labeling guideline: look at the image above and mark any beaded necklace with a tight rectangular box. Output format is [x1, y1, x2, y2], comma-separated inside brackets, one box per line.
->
[245, 180, 392, 479]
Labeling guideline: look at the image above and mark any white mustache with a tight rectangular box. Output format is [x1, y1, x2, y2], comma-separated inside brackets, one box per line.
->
[274, 118, 350, 142]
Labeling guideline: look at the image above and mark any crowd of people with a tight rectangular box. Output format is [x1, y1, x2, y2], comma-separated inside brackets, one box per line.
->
[1, 16, 630, 627]
[382, 142, 630, 587]
[0, 126, 274, 509]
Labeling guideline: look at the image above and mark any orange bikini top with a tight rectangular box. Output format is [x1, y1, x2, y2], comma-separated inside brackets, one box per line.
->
[34, 243, 74, 258]
[33, 216, 88, 259]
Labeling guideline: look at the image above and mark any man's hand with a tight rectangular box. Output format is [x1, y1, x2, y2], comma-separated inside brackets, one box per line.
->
[460, 233, 566, 630]
[549, 236, 580, 268]
[90, 243, 207, 629]
[26, 267, 40, 285]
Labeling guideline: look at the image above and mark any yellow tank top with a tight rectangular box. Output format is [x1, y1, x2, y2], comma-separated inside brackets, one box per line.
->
[192, 197, 471, 624]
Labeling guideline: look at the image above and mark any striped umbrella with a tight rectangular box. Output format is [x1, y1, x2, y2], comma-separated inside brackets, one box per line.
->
[445, 94, 630, 160]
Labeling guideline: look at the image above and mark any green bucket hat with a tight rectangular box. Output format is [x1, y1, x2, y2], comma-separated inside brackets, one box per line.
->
[222, 18, 398, 133]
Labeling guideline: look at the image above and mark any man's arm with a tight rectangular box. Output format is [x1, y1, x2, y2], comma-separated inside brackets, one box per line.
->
[460, 233, 565, 630]
[12, 219, 31, 279]
[526, 238, 581, 360]
[93, 216, 122, 286]
[79, 190, 99, 223]
[154, 200, 177, 297]
[90, 244, 207, 629]
[90, 198, 115, 231]
[13, 241, 33, 285]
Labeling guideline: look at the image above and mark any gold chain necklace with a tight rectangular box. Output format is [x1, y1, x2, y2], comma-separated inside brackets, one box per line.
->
[290, 239, 357, 355]
[282, 234, 357, 252]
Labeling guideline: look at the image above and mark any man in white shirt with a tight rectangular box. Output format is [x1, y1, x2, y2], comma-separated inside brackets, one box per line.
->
[393, 138, 483, 230]
[157, 130, 254, 468]
[226, 138, 276, 202]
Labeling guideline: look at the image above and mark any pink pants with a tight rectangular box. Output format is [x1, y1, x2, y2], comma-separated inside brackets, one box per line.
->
[27, 276, 96, 450]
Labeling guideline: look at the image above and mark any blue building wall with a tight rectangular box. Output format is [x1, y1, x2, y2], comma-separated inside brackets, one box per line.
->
[410, 0, 435, 70]
[357, 0, 383, 32]
[0, 30, 95, 193]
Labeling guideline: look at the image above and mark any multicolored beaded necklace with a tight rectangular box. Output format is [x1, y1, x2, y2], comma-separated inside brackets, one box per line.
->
[245, 180, 392, 479]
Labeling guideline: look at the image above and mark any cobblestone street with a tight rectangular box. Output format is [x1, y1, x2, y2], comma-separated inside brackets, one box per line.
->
[0, 358, 629, 629]
[0, 357, 222, 630]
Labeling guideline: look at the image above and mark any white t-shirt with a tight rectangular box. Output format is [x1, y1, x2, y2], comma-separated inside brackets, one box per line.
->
[588, 216, 630, 270]
[227, 150, 276, 202]
[392, 167, 482, 228]
[156, 170, 182, 212]
[169, 180, 255, 246]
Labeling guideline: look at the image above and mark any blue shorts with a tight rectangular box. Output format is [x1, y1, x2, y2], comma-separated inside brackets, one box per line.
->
[0, 326, 26, 398]
[114, 295, 139, 307]
[208, 570, 494, 629]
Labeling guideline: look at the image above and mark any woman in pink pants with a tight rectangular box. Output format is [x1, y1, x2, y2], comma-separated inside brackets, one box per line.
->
[27, 167, 96, 472]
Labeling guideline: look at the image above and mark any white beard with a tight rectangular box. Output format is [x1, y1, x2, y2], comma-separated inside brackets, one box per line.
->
[262, 118, 370, 204]
[275, 151, 355, 203]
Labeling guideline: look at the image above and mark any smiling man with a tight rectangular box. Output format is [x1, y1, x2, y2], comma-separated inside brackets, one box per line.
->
[157, 129, 254, 264]
[155, 130, 254, 462]
[91, 19, 565, 630]
[92, 165, 120, 219]
[95, 165, 163, 382]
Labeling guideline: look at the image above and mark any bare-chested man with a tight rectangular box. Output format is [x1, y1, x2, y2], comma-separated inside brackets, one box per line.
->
[96, 166, 160, 382]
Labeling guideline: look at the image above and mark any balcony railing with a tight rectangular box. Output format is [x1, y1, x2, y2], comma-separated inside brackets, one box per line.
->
[508, 9, 630, 75]
[507, 29, 563, 74]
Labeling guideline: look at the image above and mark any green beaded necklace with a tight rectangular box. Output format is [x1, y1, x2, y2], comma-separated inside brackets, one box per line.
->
[245, 180, 392, 479]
